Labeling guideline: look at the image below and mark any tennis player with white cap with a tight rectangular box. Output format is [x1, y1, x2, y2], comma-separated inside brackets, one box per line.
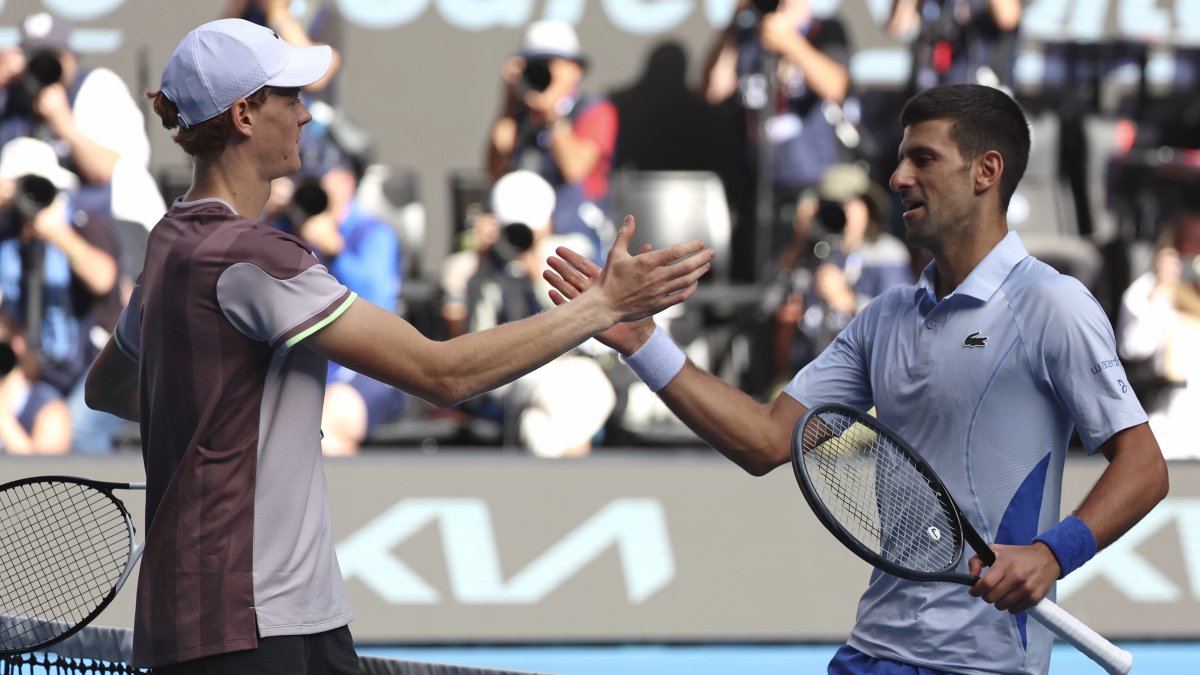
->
[84, 18, 713, 674]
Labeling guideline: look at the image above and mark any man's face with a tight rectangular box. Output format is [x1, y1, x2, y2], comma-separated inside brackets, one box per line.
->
[889, 118, 978, 252]
[253, 87, 310, 180]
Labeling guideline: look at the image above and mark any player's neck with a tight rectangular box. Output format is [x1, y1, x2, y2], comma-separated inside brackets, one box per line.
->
[185, 156, 272, 220]
[931, 222, 1008, 299]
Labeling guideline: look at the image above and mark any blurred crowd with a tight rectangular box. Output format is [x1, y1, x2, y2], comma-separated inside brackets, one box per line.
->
[1, 0, 1197, 460]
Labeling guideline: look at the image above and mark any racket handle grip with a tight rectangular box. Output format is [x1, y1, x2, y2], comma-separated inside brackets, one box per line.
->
[1029, 598, 1133, 674]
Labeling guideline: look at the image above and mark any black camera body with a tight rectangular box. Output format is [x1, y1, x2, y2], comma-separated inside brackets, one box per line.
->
[493, 221, 535, 262]
[279, 177, 329, 233]
[517, 59, 553, 97]
[20, 50, 63, 98]
[0, 174, 58, 241]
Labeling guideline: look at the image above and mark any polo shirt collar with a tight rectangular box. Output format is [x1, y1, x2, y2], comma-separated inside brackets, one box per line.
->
[914, 230, 1029, 305]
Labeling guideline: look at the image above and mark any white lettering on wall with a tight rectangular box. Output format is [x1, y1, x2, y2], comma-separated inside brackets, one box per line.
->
[337, 498, 677, 605]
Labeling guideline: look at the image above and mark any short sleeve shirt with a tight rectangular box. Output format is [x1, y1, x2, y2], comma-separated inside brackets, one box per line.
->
[784, 231, 1146, 675]
[116, 199, 357, 667]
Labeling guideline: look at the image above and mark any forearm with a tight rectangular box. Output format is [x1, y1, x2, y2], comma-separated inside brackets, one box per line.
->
[45, 227, 118, 295]
[487, 117, 517, 181]
[780, 39, 849, 103]
[49, 118, 119, 184]
[655, 363, 797, 475]
[548, 121, 600, 184]
[702, 42, 740, 104]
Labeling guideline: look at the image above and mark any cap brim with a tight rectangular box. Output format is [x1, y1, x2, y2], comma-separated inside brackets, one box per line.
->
[266, 44, 333, 89]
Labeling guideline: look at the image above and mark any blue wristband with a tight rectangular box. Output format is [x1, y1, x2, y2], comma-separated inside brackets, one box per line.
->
[622, 327, 686, 393]
[1033, 515, 1098, 579]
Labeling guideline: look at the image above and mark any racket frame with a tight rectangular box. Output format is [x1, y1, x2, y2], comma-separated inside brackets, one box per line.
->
[0, 475, 145, 656]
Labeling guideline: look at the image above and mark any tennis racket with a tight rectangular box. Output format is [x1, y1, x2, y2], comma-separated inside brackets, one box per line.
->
[791, 404, 1133, 675]
[0, 475, 145, 656]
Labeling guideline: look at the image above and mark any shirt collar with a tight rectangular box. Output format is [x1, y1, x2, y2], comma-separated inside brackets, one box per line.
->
[913, 230, 1029, 305]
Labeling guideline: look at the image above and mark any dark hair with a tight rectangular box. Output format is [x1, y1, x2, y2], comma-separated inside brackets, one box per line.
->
[146, 87, 271, 158]
[899, 84, 1031, 209]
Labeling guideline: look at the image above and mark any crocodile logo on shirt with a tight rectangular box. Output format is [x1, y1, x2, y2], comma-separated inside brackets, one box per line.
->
[964, 332, 988, 348]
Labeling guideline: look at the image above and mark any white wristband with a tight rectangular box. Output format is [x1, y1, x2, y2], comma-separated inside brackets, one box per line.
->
[622, 327, 686, 393]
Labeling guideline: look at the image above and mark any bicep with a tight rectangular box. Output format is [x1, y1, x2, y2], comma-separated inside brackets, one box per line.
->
[304, 298, 440, 400]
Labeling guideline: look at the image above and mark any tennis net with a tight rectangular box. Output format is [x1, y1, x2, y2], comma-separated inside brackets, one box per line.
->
[0, 616, 551, 675]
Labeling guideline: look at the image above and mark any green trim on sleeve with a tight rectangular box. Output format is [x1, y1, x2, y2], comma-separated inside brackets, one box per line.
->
[285, 292, 358, 349]
[113, 329, 138, 363]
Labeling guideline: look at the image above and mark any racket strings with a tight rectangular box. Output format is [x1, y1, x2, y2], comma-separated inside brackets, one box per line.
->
[801, 413, 962, 573]
[0, 482, 131, 652]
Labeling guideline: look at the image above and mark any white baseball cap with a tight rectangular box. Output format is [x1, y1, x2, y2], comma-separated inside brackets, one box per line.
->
[0, 137, 77, 191]
[520, 20, 587, 66]
[491, 170, 556, 233]
[161, 19, 333, 128]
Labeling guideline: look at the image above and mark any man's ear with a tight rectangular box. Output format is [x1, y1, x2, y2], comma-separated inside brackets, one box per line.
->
[229, 98, 254, 138]
[975, 149, 1004, 195]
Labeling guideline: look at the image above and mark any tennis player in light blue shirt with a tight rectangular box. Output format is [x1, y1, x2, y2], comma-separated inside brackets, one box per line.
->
[543, 83, 1169, 675]
[784, 228, 1146, 674]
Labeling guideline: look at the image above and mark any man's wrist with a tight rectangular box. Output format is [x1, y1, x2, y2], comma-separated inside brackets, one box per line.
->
[1032, 515, 1098, 579]
[622, 326, 685, 393]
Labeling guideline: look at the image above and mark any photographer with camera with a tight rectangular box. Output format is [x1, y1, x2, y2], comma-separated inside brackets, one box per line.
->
[267, 151, 406, 456]
[0, 136, 121, 453]
[887, 0, 1022, 92]
[701, 0, 851, 282]
[486, 20, 617, 264]
[0, 12, 161, 233]
[1118, 210, 1200, 460]
[762, 164, 911, 391]
[440, 170, 613, 457]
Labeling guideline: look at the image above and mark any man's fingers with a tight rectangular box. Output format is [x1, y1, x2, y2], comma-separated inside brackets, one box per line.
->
[545, 257, 592, 293]
[637, 238, 709, 268]
[542, 268, 583, 300]
[553, 246, 602, 278]
[605, 215, 636, 265]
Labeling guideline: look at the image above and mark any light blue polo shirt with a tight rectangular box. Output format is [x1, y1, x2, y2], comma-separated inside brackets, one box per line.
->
[785, 231, 1147, 675]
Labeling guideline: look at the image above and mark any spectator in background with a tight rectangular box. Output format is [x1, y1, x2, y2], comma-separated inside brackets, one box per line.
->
[887, 0, 1023, 92]
[701, 0, 851, 280]
[765, 163, 912, 390]
[0, 12, 163, 233]
[0, 318, 70, 454]
[487, 21, 617, 263]
[268, 152, 406, 456]
[0, 136, 119, 452]
[441, 170, 614, 457]
[1118, 210, 1200, 460]
[226, 0, 342, 98]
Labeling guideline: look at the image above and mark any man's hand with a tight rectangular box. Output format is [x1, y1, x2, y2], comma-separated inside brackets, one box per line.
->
[968, 542, 1061, 614]
[33, 83, 73, 130]
[544, 215, 708, 354]
[760, 12, 803, 55]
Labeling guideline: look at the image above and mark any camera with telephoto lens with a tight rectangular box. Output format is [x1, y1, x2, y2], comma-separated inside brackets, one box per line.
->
[20, 50, 63, 98]
[279, 178, 329, 232]
[492, 221, 535, 263]
[0, 174, 58, 241]
[813, 199, 848, 236]
[516, 58, 553, 97]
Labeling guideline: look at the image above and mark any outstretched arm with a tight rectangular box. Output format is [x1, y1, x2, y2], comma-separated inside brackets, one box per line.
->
[307, 217, 714, 407]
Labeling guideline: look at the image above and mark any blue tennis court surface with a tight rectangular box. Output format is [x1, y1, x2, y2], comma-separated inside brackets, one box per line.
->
[361, 642, 1200, 674]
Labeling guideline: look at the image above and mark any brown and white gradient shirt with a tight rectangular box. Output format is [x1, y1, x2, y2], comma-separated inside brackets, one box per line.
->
[114, 198, 358, 667]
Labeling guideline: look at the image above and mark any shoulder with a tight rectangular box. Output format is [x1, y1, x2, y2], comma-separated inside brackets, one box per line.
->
[77, 67, 131, 96]
[1003, 257, 1099, 316]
